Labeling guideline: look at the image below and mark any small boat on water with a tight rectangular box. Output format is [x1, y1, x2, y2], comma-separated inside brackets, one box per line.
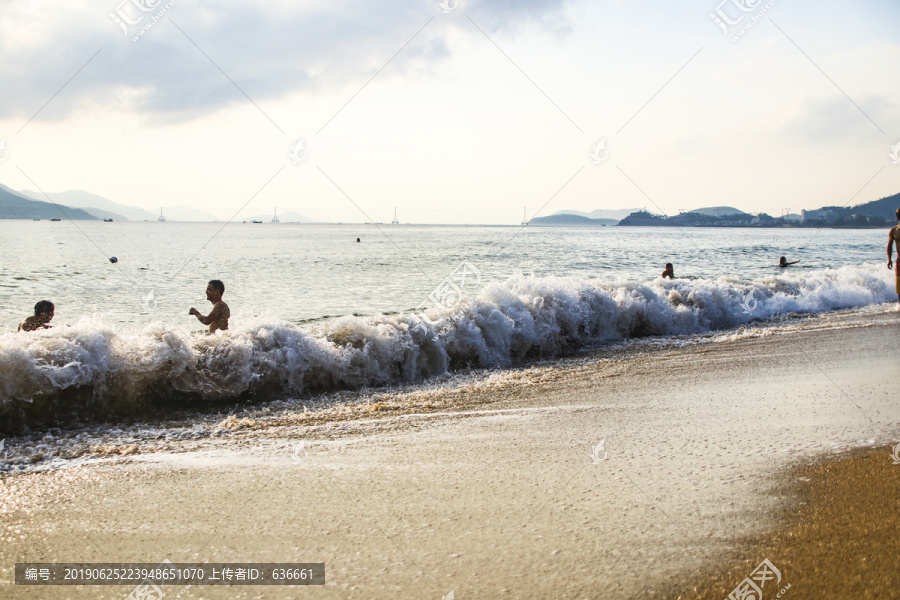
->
[103, 218, 113, 222]
[50, 218, 61, 222]
[251, 220, 263, 223]
[32, 218, 40, 221]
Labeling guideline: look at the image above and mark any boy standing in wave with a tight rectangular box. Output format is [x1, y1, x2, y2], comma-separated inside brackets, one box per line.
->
[888, 208, 900, 306]
[190, 280, 230, 333]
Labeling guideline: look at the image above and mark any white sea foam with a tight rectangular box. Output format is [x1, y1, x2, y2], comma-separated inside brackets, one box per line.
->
[0, 263, 894, 427]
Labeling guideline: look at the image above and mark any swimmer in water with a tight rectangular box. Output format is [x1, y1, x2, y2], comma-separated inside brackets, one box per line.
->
[356, 238, 360, 243]
[190, 280, 230, 333]
[661, 263, 674, 279]
[779, 256, 800, 268]
[18, 300, 54, 332]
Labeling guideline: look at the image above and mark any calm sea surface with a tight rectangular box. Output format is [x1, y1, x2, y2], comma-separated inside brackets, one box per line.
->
[0, 221, 889, 332]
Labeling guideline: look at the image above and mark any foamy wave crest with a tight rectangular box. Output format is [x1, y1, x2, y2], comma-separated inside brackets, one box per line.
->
[0, 264, 893, 431]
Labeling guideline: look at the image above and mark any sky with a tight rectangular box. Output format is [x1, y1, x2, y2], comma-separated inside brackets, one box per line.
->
[0, 0, 899, 224]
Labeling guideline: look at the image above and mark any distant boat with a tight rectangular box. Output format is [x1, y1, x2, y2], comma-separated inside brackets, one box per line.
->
[50, 218, 61, 222]
[251, 220, 263, 223]
[103, 218, 113, 222]
[32, 218, 40, 221]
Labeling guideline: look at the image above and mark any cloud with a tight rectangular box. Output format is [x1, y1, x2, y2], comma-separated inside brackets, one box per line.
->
[0, 0, 574, 124]
[783, 94, 896, 142]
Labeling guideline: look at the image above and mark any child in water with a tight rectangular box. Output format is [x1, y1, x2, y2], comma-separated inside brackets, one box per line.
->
[18, 300, 54, 332]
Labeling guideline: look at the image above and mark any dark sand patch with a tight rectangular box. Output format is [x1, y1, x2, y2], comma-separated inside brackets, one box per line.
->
[671, 445, 900, 600]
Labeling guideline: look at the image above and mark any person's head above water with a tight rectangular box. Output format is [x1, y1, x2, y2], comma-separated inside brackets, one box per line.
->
[896, 207, 900, 222]
[19, 300, 55, 332]
[779, 256, 800, 267]
[34, 300, 54, 317]
[665, 263, 673, 271]
[206, 280, 225, 302]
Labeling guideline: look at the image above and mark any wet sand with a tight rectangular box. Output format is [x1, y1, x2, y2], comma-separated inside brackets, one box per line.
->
[671, 444, 900, 600]
[1, 310, 898, 599]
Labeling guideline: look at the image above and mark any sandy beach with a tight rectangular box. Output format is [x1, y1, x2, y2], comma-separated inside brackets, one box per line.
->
[672, 443, 900, 600]
[1, 308, 898, 599]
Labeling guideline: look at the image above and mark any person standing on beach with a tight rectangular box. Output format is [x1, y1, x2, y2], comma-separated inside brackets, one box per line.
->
[18, 300, 54, 332]
[888, 208, 900, 304]
[190, 280, 230, 333]
[661, 263, 675, 279]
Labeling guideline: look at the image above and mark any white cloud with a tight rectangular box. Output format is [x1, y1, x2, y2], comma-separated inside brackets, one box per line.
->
[0, 0, 575, 123]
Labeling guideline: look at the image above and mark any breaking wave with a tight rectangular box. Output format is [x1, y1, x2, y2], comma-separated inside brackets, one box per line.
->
[0, 264, 894, 432]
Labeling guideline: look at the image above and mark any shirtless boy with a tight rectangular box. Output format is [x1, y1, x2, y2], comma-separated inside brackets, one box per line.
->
[190, 280, 230, 333]
[18, 300, 54, 332]
[889, 208, 900, 305]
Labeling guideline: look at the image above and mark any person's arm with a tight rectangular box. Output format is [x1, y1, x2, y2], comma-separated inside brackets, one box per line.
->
[190, 307, 213, 325]
[889, 229, 896, 269]
[193, 303, 225, 326]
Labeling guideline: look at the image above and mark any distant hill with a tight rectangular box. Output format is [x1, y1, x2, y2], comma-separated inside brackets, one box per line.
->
[844, 192, 900, 220]
[18, 189, 155, 221]
[687, 206, 748, 217]
[0, 185, 98, 220]
[76, 207, 128, 221]
[17, 189, 220, 222]
[529, 214, 618, 226]
[617, 211, 666, 226]
[798, 192, 899, 227]
[552, 208, 640, 221]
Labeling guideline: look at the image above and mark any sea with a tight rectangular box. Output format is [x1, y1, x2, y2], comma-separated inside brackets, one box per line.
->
[0, 220, 896, 446]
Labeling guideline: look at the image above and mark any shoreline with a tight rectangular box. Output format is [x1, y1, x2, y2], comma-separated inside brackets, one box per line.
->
[0, 313, 897, 599]
[1, 304, 894, 470]
[1, 302, 894, 443]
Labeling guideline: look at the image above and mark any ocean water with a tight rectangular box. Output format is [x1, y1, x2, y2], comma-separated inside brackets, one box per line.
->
[0, 220, 896, 432]
[0, 221, 891, 326]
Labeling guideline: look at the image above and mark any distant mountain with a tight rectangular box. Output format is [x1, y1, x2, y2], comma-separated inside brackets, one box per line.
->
[687, 206, 748, 217]
[77, 207, 128, 221]
[17, 189, 219, 222]
[796, 192, 899, 226]
[0, 185, 98, 220]
[18, 189, 156, 221]
[529, 214, 618, 226]
[617, 211, 666, 226]
[844, 192, 900, 221]
[552, 208, 641, 221]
